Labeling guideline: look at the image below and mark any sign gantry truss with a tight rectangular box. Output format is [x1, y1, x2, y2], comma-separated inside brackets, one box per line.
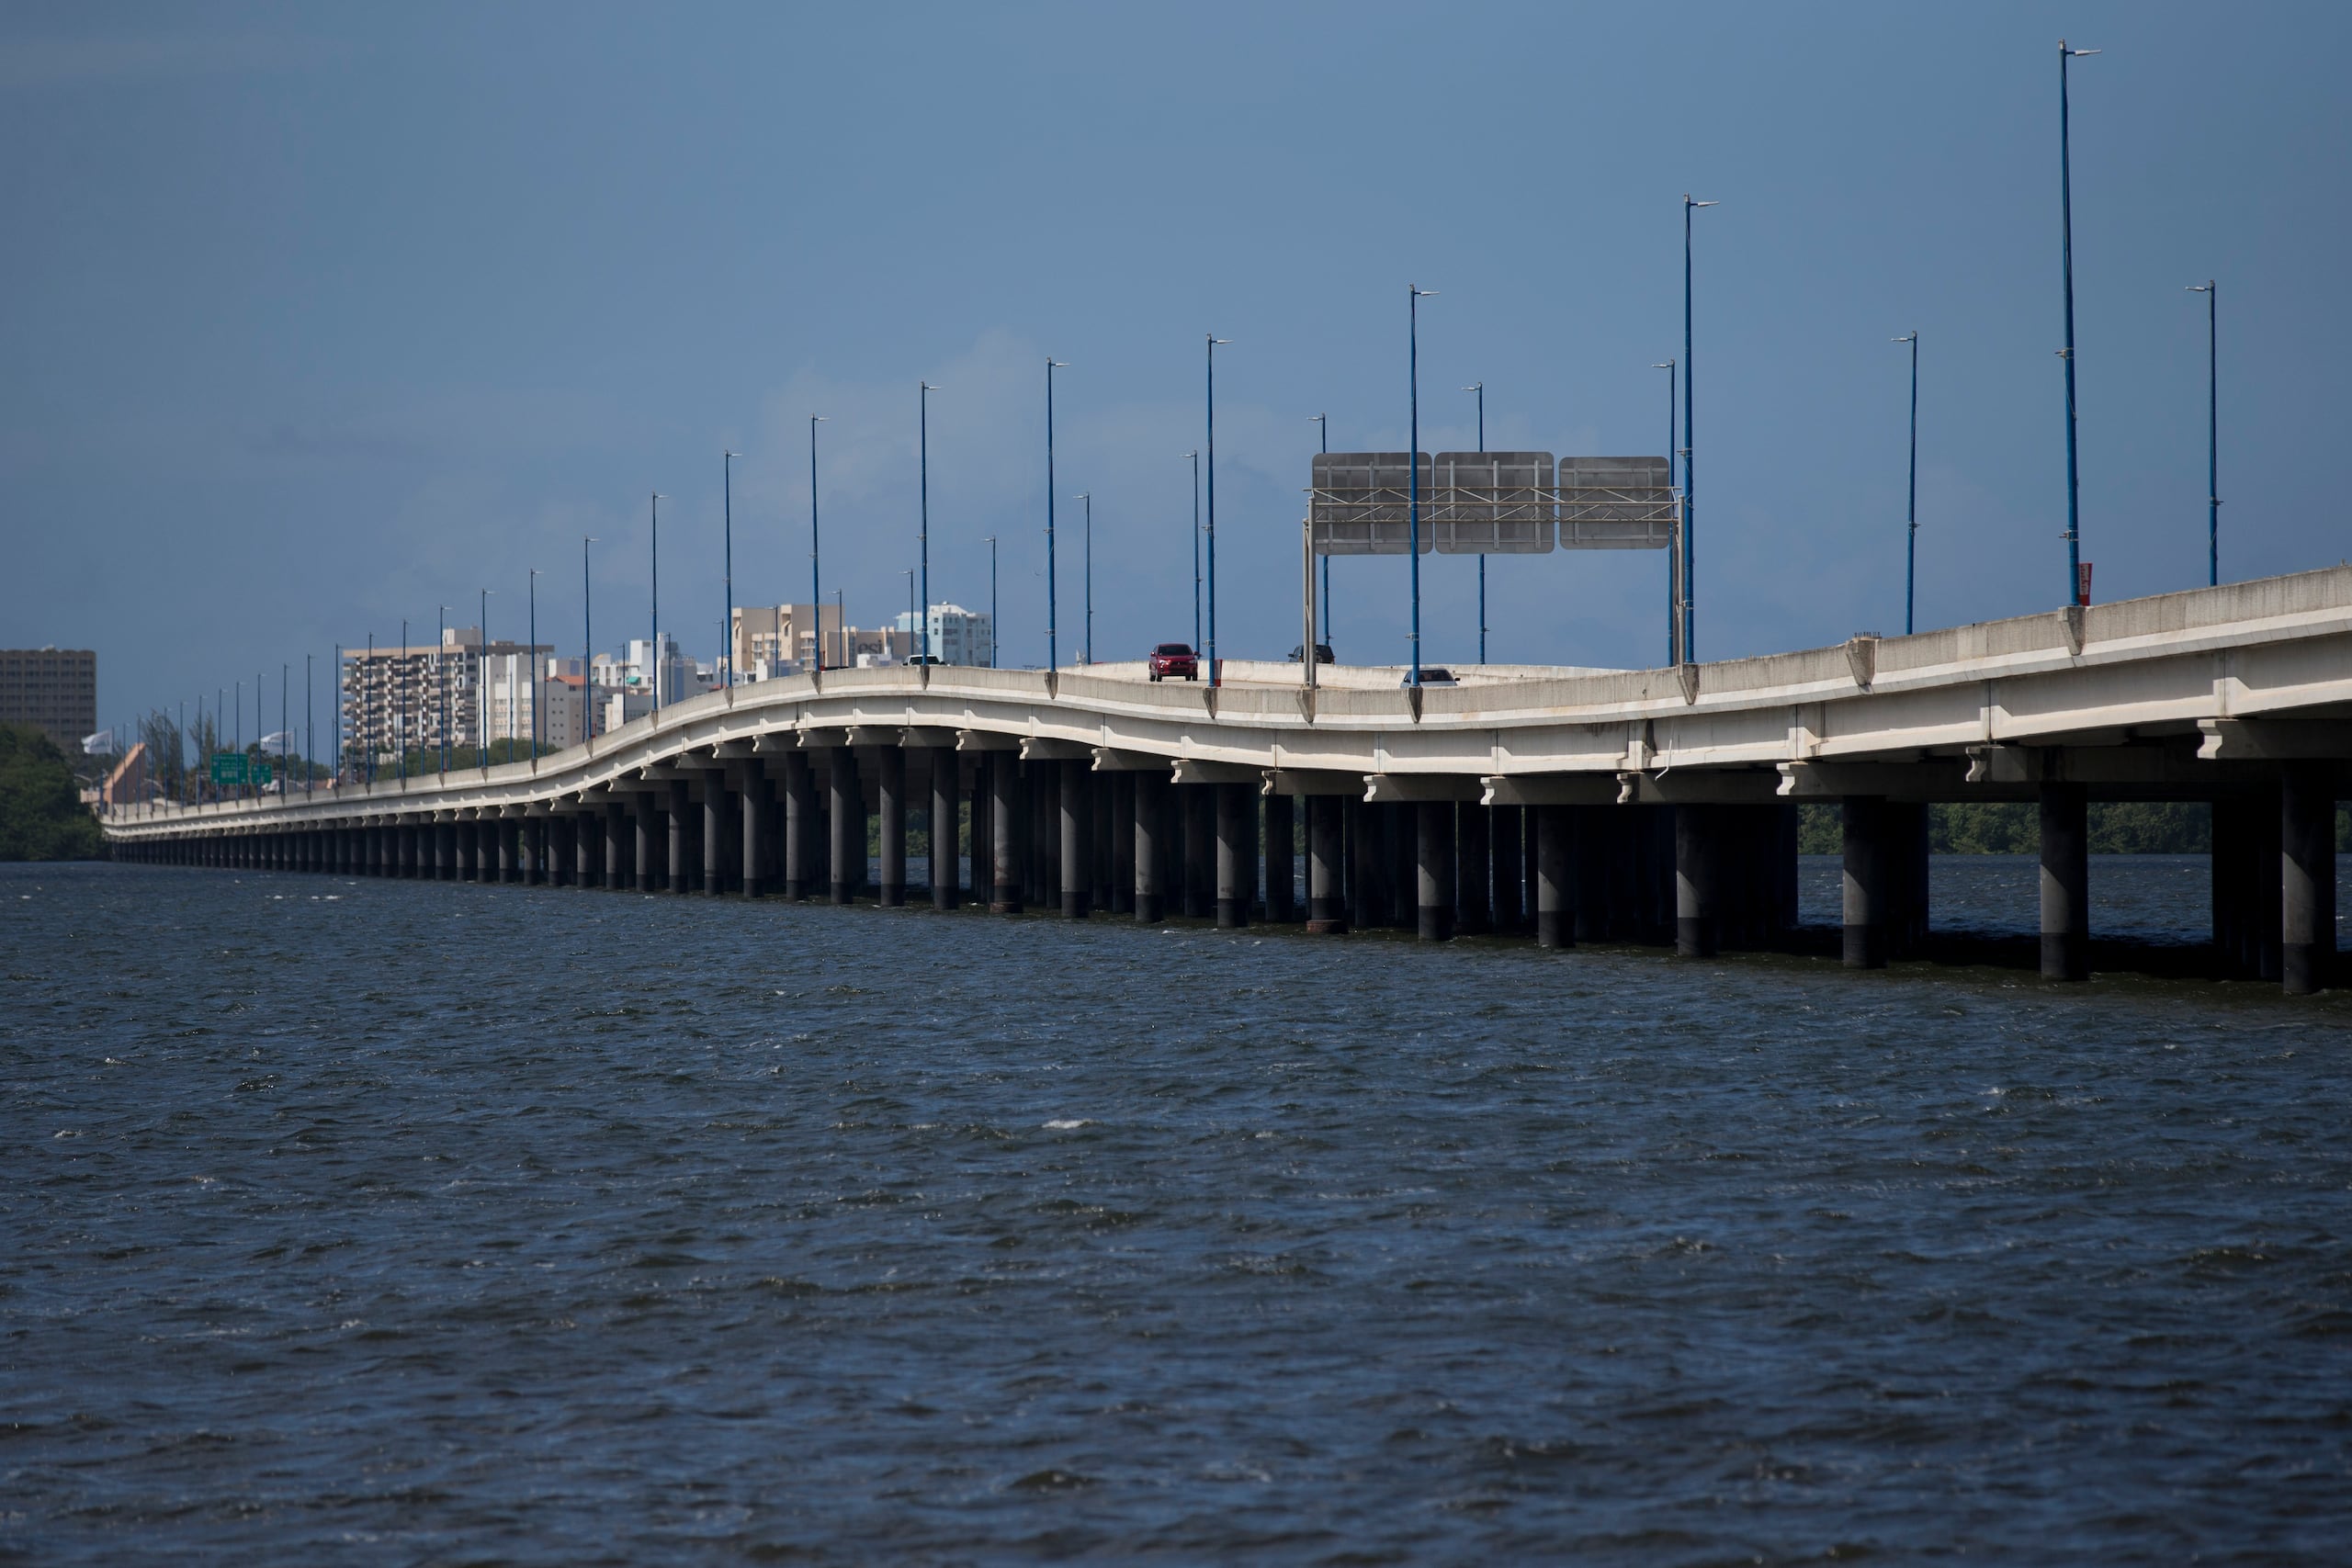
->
[1308, 452, 1674, 556]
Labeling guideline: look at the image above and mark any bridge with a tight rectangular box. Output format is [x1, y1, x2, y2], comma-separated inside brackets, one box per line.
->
[107, 567, 2350, 993]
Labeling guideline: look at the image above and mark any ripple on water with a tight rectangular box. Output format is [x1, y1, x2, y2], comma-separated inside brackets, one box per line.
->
[0, 860, 2348, 1563]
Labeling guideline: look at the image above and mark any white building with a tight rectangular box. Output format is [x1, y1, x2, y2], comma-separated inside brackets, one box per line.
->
[892, 604, 994, 667]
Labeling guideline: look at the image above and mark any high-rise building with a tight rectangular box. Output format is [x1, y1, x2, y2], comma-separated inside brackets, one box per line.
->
[0, 647, 97, 748]
[892, 604, 994, 667]
[340, 627, 548, 772]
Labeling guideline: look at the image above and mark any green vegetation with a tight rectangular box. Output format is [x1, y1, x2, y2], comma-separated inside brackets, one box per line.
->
[0, 722, 104, 860]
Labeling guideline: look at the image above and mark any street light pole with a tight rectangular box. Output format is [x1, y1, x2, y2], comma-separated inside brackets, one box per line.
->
[1895, 333, 1919, 634]
[1464, 382, 1485, 662]
[479, 589, 492, 761]
[1187, 450, 1201, 653]
[920, 383, 936, 663]
[1408, 286, 1434, 686]
[1310, 415, 1329, 651]
[2059, 39, 2099, 607]
[436, 605, 448, 774]
[1046, 358, 1066, 671]
[528, 567, 539, 759]
[984, 536, 998, 667]
[1205, 335, 1228, 685]
[649, 491, 665, 714]
[1682, 195, 1716, 664]
[1076, 492, 1092, 664]
[808, 416, 826, 669]
[2188, 280, 2218, 585]
[582, 536, 596, 745]
[1655, 358, 1679, 666]
[722, 450, 736, 688]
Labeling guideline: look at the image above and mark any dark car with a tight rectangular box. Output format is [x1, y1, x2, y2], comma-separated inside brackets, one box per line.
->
[1287, 643, 1335, 664]
[1403, 666, 1457, 686]
[1148, 642, 1199, 682]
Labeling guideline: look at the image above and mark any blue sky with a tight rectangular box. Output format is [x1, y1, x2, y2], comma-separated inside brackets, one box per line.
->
[5, 1, 2347, 732]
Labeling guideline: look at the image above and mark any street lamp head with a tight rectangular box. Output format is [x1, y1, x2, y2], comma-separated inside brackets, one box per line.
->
[1048, 358, 1068, 368]
[1686, 197, 1719, 209]
[1894, 333, 1917, 344]
[2061, 39, 2100, 56]
[1408, 285, 1435, 298]
[810, 415, 826, 423]
[2187, 282, 2213, 293]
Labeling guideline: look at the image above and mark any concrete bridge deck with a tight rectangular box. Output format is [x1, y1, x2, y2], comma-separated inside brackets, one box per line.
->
[107, 567, 2351, 992]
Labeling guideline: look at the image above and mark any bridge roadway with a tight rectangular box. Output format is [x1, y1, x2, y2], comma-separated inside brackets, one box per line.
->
[110, 567, 2352, 992]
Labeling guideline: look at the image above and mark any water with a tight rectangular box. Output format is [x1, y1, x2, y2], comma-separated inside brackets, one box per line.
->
[5, 860, 2349, 1564]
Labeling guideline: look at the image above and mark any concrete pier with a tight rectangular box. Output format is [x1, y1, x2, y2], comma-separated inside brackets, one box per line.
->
[1264, 792, 1295, 924]
[2211, 793, 2281, 980]
[876, 745, 906, 908]
[1675, 804, 1719, 959]
[1841, 795, 1888, 969]
[1533, 803, 1571, 948]
[1491, 805, 1524, 935]
[1416, 799, 1455, 942]
[1060, 759, 1091, 919]
[1306, 794, 1346, 933]
[989, 753, 1021, 913]
[2038, 781, 2089, 981]
[828, 747, 858, 905]
[1134, 770, 1168, 922]
[931, 747, 960, 909]
[2282, 761, 2338, 995]
[1455, 803, 1490, 936]
[1216, 782, 1250, 929]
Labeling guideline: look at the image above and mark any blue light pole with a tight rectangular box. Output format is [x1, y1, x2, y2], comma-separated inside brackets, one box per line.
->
[721, 450, 736, 687]
[582, 536, 596, 743]
[1895, 332, 1919, 634]
[1206, 335, 1229, 684]
[1463, 382, 1485, 662]
[984, 535, 998, 667]
[2058, 39, 2098, 606]
[920, 382, 936, 662]
[1655, 358, 1679, 665]
[1046, 358, 1067, 671]
[1076, 491, 1092, 663]
[436, 604, 449, 773]
[1408, 287, 1434, 685]
[2188, 280, 2218, 585]
[527, 567, 539, 758]
[1187, 450, 1201, 652]
[649, 492, 665, 714]
[1309, 415, 1329, 651]
[1682, 195, 1715, 664]
[808, 416, 826, 669]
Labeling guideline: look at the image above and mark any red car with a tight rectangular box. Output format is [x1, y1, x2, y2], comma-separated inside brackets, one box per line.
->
[1148, 642, 1199, 682]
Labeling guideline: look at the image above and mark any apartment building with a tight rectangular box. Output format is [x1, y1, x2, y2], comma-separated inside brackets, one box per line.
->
[891, 604, 994, 667]
[0, 647, 97, 748]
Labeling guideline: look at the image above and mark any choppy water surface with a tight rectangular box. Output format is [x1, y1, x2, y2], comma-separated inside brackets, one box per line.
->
[5, 861, 2349, 1564]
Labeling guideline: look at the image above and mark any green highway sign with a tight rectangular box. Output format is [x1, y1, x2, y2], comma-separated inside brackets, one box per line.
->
[208, 753, 273, 787]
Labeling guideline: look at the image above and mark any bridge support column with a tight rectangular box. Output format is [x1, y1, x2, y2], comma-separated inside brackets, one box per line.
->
[829, 748, 859, 904]
[1346, 796, 1377, 930]
[1456, 803, 1490, 936]
[781, 754, 813, 900]
[1492, 806, 1524, 935]
[1842, 795, 1888, 969]
[661, 781, 685, 893]
[2282, 761, 2337, 996]
[738, 764, 766, 898]
[877, 746, 906, 908]
[1058, 759, 1091, 919]
[696, 773, 722, 896]
[1215, 782, 1250, 929]
[1886, 802, 1929, 957]
[968, 756, 993, 908]
[931, 750, 961, 909]
[1092, 772, 1116, 915]
[1533, 803, 1572, 948]
[632, 795, 656, 892]
[1307, 795, 1346, 933]
[2039, 781, 2089, 981]
[1107, 773, 1135, 916]
[575, 810, 597, 888]
[1675, 805, 1720, 958]
[1179, 785, 1210, 919]
[1264, 791, 1295, 924]
[989, 753, 1022, 913]
[1391, 805, 1418, 930]
[552, 816, 574, 887]
[600, 803, 623, 889]
[457, 821, 478, 882]
[1133, 771, 1166, 922]
[1415, 800, 1456, 942]
[2211, 793, 2281, 980]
